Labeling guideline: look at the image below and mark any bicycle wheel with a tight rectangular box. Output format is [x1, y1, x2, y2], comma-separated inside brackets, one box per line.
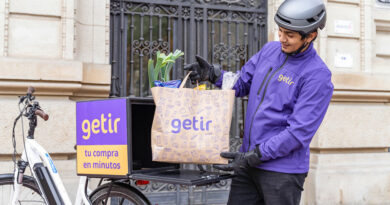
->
[90, 183, 150, 205]
[0, 173, 45, 204]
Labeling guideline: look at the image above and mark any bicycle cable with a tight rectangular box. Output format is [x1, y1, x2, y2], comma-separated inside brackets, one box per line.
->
[20, 101, 29, 175]
[11, 98, 30, 178]
[12, 103, 25, 164]
[11, 100, 28, 193]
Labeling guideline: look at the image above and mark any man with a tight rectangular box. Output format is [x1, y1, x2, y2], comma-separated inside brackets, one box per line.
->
[184, 0, 333, 204]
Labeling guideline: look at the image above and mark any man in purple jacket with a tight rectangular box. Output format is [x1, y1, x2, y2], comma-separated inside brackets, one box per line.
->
[184, 0, 333, 204]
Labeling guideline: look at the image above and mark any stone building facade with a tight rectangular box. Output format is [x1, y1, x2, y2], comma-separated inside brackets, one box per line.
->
[0, 0, 389, 204]
[0, 0, 111, 200]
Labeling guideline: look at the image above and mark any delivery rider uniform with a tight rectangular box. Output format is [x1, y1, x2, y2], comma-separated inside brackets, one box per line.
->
[215, 40, 333, 205]
[218, 0, 333, 204]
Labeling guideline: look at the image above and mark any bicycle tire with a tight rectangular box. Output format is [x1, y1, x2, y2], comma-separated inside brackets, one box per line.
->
[90, 183, 150, 205]
[0, 173, 45, 204]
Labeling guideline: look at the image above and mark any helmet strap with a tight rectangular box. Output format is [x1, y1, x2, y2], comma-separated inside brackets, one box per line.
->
[283, 41, 309, 56]
[282, 31, 317, 56]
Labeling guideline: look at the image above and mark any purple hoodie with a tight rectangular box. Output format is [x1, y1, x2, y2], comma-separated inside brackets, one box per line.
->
[216, 41, 333, 173]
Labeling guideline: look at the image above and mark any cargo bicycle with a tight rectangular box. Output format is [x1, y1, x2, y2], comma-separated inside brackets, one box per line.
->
[0, 87, 151, 204]
[0, 86, 232, 205]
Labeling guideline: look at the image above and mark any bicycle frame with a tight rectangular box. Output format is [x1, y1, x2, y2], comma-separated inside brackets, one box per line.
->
[11, 137, 91, 205]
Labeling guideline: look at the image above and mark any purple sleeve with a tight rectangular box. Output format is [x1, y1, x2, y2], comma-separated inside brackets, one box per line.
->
[214, 70, 226, 88]
[259, 70, 334, 161]
[215, 50, 263, 97]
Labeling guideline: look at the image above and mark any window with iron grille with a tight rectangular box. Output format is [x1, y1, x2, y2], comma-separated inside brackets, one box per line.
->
[109, 1, 267, 203]
[110, 0, 267, 98]
[110, 0, 268, 147]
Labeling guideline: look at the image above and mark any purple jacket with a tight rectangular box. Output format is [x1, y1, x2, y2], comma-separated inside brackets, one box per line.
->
[216, 41, 333, 173]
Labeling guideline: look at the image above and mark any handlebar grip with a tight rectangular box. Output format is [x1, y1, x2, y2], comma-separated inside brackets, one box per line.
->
[27, 86, 35, 95]
[35, 110, 49, 121]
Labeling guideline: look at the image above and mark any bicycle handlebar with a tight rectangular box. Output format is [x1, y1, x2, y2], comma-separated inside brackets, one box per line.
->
[35, 110, 49, 121]
[23, 86, 50, 121]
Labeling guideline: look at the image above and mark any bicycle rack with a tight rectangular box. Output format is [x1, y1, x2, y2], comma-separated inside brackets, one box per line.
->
[76, 97, 234, 205]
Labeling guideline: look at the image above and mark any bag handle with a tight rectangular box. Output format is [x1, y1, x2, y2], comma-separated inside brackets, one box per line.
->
[179, 71, 192, 89]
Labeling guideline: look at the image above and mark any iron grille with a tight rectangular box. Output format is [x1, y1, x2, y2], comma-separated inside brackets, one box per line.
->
[110, 0, 267, 97]
[110, 0, 267, 203]
[110, 0, 267, 143]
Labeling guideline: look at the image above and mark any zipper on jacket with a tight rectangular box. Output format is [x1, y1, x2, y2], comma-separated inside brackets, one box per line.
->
[247, 55, 289, 152]
[257, 67, 273, 95]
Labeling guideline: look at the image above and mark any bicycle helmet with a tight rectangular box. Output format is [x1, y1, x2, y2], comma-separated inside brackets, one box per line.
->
[274, 0, 326, 35]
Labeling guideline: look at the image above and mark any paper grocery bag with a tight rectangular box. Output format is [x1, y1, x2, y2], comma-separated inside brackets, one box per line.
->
[151, 75, 235, 164]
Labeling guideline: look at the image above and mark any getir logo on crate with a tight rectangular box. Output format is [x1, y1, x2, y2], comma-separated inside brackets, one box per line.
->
[81, 113, 120, 140]
[76, 98, 128, 176]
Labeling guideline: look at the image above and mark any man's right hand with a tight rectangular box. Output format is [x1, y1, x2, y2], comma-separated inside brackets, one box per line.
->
[213, 146, 262, 172]
[183, 55, 221, 84]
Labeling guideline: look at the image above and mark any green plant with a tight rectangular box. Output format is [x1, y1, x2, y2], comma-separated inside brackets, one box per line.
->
[148, 49, 184, 88]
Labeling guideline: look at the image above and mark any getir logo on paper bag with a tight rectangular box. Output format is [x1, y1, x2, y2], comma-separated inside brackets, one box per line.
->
[76, 98, 128, 176]
[171, 116, 212, 133]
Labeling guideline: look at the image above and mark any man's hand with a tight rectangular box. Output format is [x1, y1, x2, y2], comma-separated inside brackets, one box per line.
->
[213, 146, 262, 172]
[183, 55, 221, 84]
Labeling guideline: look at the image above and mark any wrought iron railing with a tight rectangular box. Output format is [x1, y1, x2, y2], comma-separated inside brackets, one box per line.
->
[110, 0, 267, 97]
[110, 0, 267, 203]
[110, 0, 266, 140]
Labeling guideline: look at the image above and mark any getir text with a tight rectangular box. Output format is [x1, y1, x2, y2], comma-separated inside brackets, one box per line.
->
[171, 116, 212, 133]
[82, 113, 120, 140]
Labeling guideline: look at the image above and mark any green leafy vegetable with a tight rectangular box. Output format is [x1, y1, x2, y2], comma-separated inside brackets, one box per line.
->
[148, 49, 184, 88]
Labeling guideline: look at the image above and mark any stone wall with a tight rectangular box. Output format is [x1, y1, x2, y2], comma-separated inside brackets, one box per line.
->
[267, 0, 390, 204]
[0, 0, 111, 200]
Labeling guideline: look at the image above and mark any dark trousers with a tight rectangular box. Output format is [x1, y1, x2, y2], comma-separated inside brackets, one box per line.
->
[227, 167, 307, 205]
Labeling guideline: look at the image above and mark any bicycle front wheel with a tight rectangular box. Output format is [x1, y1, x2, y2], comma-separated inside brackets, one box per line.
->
[0, 173, 45, 204]
[90, 183, 150, 205]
